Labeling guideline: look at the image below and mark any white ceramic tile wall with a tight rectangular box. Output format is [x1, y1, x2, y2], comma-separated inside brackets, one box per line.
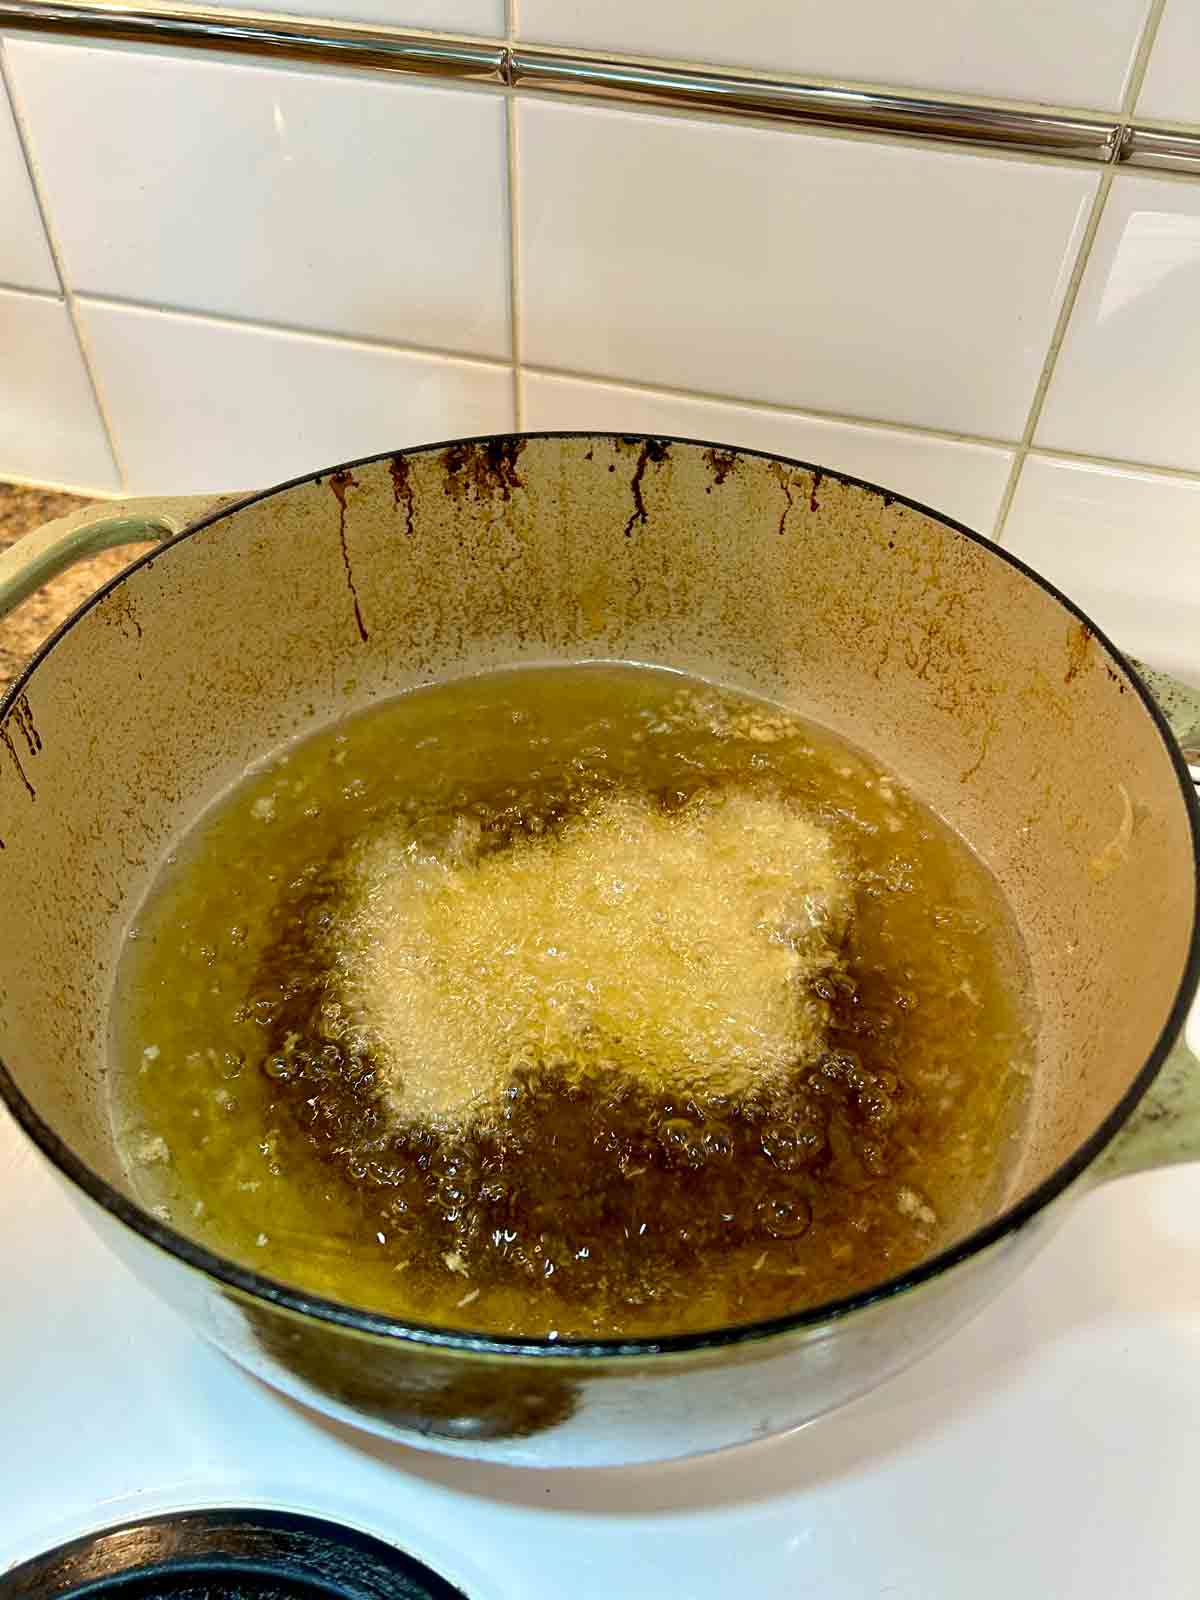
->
[516, 0, 1152, 110]
[0, 288, 117, 489]
[3, 12, 1200, 681]
[1037, 173, 1200, 472]
[174, 0, 504, 32]
[1004, 455, 1200, 687]
[517, 100, 1096, 440]
[0, 70, 56, 293]
[522, 371, 1014, 533]
[1137, 0, 1200, 124]
[79, 301, 514, 494]
[5, 40, 510, 358]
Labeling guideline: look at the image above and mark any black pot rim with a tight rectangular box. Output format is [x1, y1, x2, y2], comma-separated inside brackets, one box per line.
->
[2, 429, 1197, 1363]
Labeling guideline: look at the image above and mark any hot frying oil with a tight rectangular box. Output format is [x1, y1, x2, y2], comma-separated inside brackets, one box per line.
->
[111, 664, 1034, 1339]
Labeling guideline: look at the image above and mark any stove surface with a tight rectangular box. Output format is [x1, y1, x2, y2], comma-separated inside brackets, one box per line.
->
[5, 1507, 463, 1600]
[1, 1108, 1198, 1598]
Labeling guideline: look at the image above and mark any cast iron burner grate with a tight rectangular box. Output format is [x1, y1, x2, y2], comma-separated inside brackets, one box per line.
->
[3, 1509, 467, 1599]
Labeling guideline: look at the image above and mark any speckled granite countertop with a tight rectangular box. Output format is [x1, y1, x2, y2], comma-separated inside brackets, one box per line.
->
[2, 478, 1199, 751]
[0, 483, 154, 696]
[1139, 662, 1200, 757]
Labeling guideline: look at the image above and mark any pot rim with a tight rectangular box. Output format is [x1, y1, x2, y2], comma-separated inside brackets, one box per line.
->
[2, 430, 1197, 1362]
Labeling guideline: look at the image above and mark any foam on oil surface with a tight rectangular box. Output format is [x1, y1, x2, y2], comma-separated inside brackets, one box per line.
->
[341, 788, 852, 1125]
[110, 664, 1035, 1340]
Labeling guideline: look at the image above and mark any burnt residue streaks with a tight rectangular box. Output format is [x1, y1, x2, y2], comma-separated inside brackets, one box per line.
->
[388, 454, 416, 537]
[622, 438, 670, 538]
[0, 725, 35, 801]
[330, 469, 369, 644]
[1064, 620, 1092, 684]
[104, 587, 143, 643]
[809, 468, 823, 513]
[771, 464, 797, 537]
[442, 436, 526, 503]
[703, 447, 738, 487]
[12, 696, 41, 757]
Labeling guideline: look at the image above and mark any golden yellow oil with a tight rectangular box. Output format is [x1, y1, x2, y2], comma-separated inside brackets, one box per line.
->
[110, 663, 1034, 1339]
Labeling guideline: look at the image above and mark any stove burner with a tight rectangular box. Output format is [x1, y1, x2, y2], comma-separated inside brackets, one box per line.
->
[3, 1508, 467, 1599]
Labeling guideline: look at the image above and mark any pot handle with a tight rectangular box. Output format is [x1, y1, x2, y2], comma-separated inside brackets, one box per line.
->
[1094, 686, 1200, 1181]
[0, 493, 237, 620]
[1092, 1031, 1200, 1182]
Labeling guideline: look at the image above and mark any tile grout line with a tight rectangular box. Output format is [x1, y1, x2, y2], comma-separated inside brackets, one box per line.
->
[1030, 443, 1200, 481]
[0, 7, 1186, 506]
[1, 325, 1197, 497]
[508, 62, 524, 425]
[479, 355, 1200, 483]
[1122, 0, 1170, 122]
[0, 276, 59, 302]
[46, 288, 1200, 482]
[0, 43, 128, 492]
[991, 0, 1169, 547]
[988, 169, 1112, 544]
[0, 466, 124, 499]
[74, 289, 518, 372]
[508, 0, 524, 428]
[67, 288, 1014, 451]
[521, 361, 1022, 450]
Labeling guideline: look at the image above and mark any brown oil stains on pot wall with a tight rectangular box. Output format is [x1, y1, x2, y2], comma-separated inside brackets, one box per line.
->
[237, 1292, 579, 1442]
[441, 438, 526, 505]
[99, 583, 144, 645]
[388, 454, 417, 538]
[703, 447, 738, 489]
[767, 461, 799, 538]
[0, 721, 35, 802]
[329, 469, 368, 645]
[621, 437, 671, 538]
[0, 693, 45, 842]
[1064, 619, 1093, 685]
[9, 695, 42, 757]
[0, 693, 42, 844]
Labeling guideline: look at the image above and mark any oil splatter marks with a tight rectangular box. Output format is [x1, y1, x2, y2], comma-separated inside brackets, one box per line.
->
[330, 470, 368, 645]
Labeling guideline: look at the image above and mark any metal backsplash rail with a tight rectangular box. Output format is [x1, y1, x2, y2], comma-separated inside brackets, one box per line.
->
[1, 0, 1198, 172]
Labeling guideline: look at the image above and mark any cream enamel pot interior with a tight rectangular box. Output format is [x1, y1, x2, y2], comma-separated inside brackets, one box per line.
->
[0, 433, 1197, 1469]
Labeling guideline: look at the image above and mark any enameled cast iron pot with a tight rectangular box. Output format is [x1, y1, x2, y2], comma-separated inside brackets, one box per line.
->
[0, 433, 1197, 1468]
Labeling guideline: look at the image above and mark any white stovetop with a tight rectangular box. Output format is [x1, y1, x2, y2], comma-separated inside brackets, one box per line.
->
[2, 1106, 1198, 1599]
